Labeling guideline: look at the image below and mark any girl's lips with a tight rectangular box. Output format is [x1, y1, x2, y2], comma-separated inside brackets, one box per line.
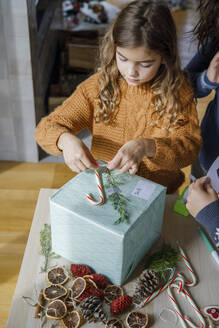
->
[127, 77, 139, 83]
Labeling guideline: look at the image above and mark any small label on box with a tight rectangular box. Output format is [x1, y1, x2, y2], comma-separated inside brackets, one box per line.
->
[131, 180, 156, 200]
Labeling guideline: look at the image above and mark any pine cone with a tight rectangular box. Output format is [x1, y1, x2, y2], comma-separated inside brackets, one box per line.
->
[110, 295, 132, 315]
[93, 304, 108, 324]
[70, 264, 91, 277]
[79, 286, 104, 301]
[90, 273, 108, 289]
[133, 269, 160, 303]
[80, 296, 107, 323]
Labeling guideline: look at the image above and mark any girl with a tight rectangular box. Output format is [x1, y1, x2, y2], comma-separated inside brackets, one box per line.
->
[35, 0, 201, 193]
[186, 0, 219, 177]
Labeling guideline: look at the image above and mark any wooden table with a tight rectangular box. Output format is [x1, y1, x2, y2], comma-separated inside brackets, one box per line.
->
[7, 189, 219, 327]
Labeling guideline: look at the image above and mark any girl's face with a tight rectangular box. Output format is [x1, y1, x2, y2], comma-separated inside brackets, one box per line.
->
[116, 46, 162, 86]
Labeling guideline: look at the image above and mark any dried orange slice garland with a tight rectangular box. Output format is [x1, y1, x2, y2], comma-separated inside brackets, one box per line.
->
[105, 317, 124, 328]
[126, 311, 149, 328]
[46, 266, 69, 285]
[43, 284, 68, 301]
[104, 285, 124, 303]
[60, 310, 83, 328]
[46, 299, 67, 320]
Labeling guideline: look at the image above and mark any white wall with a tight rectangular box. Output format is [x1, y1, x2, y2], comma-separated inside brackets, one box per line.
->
[0, 0, 38, 161]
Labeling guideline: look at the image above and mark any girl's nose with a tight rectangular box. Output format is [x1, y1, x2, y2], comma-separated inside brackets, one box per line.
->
[128, 64, 139, 77]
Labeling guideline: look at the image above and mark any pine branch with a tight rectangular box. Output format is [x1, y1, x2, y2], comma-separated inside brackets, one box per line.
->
[104, 170, 129, 224]
[39, 223, 60, 272]
[145, 244, 180, 280]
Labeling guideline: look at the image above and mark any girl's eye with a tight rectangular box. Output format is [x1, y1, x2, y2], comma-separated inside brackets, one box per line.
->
[119, 57, 127, 62]
[140, 63, 152, 68]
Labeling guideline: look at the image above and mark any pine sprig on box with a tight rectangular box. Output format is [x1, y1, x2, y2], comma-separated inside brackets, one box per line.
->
[104, 170, 129, 224]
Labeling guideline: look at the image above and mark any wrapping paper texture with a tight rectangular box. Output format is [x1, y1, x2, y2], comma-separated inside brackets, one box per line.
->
[50, 169, 166, 285]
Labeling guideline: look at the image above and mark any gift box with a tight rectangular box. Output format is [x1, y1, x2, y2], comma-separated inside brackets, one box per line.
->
[50, 168, 166, 285]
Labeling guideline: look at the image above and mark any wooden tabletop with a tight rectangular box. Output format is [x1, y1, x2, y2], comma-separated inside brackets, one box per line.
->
[7, 189, 219, 327]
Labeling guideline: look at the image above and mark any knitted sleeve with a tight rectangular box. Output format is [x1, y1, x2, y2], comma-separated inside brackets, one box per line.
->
[196, 200, 219, 249]
[35, 76, 96, 156]
[150, 88, 201, 170]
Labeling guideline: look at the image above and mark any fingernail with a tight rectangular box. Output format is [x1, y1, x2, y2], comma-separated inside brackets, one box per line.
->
[201, 176, 209, 184]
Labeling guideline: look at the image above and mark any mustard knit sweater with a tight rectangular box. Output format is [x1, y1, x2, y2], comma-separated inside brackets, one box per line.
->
[35, 73, 201, 193]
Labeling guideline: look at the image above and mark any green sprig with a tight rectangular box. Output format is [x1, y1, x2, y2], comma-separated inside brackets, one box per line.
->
[39, 223, 60, 272]
[104, 170, 129, 224]
[145, 243, 180, 280]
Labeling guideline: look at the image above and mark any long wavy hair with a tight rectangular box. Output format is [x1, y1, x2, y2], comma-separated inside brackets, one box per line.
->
[193, 0, 219, 51]
[96, 0, 189, 126]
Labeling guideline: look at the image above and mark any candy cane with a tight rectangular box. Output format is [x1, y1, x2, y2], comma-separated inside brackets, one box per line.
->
[86, 169, 105, 206]
[177, 243, 197, 287]
[167, 275, 206, 328]
[138, 245, 196, 308]
[138, 245, 206, 327]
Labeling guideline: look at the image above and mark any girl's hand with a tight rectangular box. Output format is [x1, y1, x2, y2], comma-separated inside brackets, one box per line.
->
[58, 132, 98, 173]
[107, 138, 155, 175]
[186, 177, 218, 217]
[206, 52, 219, 83]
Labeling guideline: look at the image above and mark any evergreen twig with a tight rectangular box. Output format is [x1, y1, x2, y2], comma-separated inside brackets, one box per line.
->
[145, 243, 180, 280]
[104, 170, 129, 224]
[39, 224, 60, 272]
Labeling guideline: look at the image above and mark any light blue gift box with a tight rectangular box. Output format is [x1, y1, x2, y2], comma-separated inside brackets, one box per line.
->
[50, 168, 166, 285]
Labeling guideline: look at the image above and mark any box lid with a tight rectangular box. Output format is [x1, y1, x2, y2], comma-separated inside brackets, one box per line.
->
[50, 168, 166, 235]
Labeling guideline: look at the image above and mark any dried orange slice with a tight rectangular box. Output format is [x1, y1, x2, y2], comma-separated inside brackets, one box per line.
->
[60, 310, 83, 328]
[71, 277, 86, 299]
[46, 266, 69, 285]
[105, 317, 124, 328]
[46, 299, 67, 320]
[83, 275, 98, 289]
[65, 297, 75, 313]
[60, 289, 70, 302]
[104, 285, 123, 303]
[43, 284, 68, 301]
[126, 311, 148, 328]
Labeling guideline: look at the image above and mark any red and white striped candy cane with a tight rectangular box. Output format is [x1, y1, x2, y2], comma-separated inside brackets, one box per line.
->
[177, 243, 197, 287]
[139, 245, 196, 308]
[86, 169, 105, 206]
[167, 274, 206, 328]
[138, 244, 206, 327]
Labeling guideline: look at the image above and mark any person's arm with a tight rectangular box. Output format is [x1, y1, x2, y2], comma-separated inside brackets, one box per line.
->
[108, 85, 201, 174]
[196, 200, 219, 248]
[35, 79, 94, 156]
[186, 177, 219, 248]
[185, 46, 219, 97]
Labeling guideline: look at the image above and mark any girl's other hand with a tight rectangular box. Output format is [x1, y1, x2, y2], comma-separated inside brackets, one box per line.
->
[206, 52, 219, 83]
[186, 177, 218, 217]
[107, 138, 155, 175]
[58, 132, 98, 173]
